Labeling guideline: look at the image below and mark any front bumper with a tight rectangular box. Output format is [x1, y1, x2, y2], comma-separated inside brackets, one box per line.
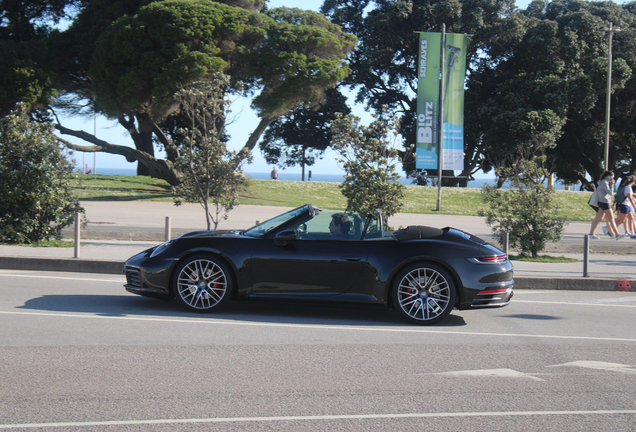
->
[123, 249, 177, 300]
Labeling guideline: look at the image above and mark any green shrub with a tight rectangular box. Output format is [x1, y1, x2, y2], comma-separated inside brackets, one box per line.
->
[479, 158, 567, 258]
[0, 104, 83, 244]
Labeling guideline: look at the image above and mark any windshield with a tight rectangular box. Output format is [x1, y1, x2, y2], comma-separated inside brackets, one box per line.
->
[243, 206, 308, 238]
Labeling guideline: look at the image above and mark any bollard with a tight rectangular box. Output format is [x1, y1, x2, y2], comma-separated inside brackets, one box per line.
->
[74, 212, 81, 258]
[583, 235, 589, 277]
[165, 216, 171, 241]
[502, 232, 509, 256]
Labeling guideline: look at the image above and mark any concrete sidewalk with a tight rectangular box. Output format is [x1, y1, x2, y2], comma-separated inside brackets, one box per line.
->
[0, 201, 634, 291]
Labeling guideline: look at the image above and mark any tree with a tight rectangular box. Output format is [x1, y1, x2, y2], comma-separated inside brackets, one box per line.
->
[0, 103, 83, 244]
[322, 0, 524, 186]
[259, 88, 350, 180]
[330, 109, 412, 224]
[2, 1, 357, 184]
[479, 155, 567, 258]
[472, 0, 635, 189]
[171, 75, 251, 230]
[322, 0, 636, 188]
[543, 0, 636, 188]
[0, 0, 82, 115]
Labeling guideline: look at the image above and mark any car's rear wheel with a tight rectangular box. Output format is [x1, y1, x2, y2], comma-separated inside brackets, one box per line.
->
[392, 262, 456, 325]
[173, 254, 233, 312]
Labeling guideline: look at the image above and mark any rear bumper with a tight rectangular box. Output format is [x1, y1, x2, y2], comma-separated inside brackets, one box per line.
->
[468, 286, 514, 309]
[457, 279, 514, 310]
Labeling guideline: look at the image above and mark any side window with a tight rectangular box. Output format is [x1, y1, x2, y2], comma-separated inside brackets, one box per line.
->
[289, 212, 363, 240]
[301, 212, 332, 236]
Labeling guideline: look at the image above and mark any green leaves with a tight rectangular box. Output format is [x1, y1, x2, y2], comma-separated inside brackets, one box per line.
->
[253, 7, 356, 117]
[171, 75, 251, 230]
[91, 0, 266, 116]
[0, 103, 83, 244]
[480, 156, 567, 258]
[330, 109, 408, 222]
[259, 88, 350, 171]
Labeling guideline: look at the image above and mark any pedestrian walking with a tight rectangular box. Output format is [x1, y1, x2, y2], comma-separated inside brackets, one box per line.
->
[270, 166, 279, 180]
[613, 175, 636, 238]
[589, 171, 622, 239]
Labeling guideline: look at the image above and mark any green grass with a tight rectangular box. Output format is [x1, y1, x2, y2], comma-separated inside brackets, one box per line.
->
[15, 239, 75, 248]
[69, 174, 595, 221]
[509, 254, 578, 263]
[69, 174, 172, 201]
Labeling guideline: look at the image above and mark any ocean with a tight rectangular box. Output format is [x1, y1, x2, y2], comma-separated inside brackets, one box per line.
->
[90, 168, 575, 190]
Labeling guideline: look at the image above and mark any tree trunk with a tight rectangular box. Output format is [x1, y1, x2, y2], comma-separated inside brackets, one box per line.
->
[301, 145, 306, 181]
[118, 113, 156, 176]
[231, 114, 276, 169]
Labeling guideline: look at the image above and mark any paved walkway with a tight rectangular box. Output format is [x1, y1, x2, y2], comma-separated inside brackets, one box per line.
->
[1, 201, 634, 290]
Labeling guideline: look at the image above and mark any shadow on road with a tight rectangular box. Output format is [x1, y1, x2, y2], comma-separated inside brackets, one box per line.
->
[16, 294, 468, 327]
[502, 314, 562, 320]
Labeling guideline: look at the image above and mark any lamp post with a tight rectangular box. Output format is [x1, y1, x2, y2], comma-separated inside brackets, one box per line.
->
[604, 22, 621, 171]
[436, 24, 446, 212]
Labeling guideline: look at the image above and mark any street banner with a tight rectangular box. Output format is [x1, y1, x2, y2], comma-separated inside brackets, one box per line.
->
[415, 32, 467, 170]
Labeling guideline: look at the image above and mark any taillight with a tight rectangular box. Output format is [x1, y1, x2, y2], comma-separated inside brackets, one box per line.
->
[477, 288, 509, 295]
[474, 254, 507, 263]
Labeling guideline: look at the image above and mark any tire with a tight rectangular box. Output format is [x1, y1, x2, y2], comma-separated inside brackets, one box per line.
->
[172, 254, 233, 312]
[392, 262, 456, 325]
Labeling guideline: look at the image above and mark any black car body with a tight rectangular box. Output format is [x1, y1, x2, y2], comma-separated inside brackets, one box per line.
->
[124, 205, 513, 324]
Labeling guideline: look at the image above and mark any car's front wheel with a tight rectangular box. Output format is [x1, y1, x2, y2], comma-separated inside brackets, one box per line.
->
[173, 254, 233, 312]
[392, 262, 456, 325]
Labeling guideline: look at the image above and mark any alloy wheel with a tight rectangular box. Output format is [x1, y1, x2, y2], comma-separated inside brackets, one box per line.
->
[176, 258, 228, 310]
[396, 267, 452, 322]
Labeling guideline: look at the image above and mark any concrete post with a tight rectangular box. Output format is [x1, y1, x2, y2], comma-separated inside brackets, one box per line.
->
[583, 235, 589, 277]
[165, 216, 171, 241]
[502, 232, 509, 256]
[74, 212, 81, 258]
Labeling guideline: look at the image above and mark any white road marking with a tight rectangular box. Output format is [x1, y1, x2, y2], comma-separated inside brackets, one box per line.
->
[0, 272, 123, 283]
[549, 361, 636, 374]
[435, 368, 545, 381]
[513, 299, 636, 308]
[595, 296, 636, 304]
[1, 410, 636, 429]
[1, 310, 636, 343]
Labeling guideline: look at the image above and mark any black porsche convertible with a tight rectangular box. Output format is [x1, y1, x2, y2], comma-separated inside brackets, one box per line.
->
[124, 204, 513, 325]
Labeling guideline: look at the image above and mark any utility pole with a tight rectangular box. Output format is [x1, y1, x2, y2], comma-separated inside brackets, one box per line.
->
[93, 112, 97, 175]
[436, 24, 446, 212]
[604, 22, 621, 171]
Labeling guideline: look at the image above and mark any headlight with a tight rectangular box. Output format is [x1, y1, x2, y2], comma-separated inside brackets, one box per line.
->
[150, 240, 173, 258]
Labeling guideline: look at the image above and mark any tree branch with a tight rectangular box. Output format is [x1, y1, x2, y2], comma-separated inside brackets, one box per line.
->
[54, 123, 182, 186]
[232, 114, 276, 168]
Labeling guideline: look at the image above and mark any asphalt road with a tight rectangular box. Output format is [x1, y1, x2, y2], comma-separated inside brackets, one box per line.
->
[1, 270, 636, 431]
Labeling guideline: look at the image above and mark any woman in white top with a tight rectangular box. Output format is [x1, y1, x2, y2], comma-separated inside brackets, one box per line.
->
[615, 175, 636, 237]
[589, 171, 621, 239]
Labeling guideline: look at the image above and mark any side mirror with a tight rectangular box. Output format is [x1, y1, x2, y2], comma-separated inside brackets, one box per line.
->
[274, 230, 297, 246]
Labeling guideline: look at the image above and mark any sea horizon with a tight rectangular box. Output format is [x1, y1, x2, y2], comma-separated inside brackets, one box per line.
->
[81, 167, 577, 191]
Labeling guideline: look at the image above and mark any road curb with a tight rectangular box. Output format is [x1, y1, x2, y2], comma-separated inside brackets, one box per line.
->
[0, 257, 632, 291]
[0, 257, 123, 275]
[514, 276, 631, 291]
